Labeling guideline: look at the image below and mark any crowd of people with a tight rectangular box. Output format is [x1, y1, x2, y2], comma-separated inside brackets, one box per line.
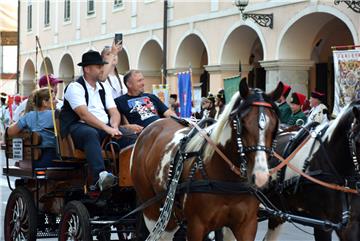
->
[277, 82, 329, 128]
[0, 38, 331, 191]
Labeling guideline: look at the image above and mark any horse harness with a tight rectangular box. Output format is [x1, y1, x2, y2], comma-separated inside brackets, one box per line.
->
[271, 122, 360, 230]
[145, 92, 280, 241]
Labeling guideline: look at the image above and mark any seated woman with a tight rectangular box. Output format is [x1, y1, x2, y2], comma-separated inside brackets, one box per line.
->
[7, 88, 60, 168]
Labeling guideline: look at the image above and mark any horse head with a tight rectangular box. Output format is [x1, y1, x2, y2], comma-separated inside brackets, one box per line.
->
[228, 78, 283, 188]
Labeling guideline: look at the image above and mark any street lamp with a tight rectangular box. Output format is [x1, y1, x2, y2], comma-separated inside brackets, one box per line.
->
[334, 0, 360, 13]
[234, 0, 273, 29]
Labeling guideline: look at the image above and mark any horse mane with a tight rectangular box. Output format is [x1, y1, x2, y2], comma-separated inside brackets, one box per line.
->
[185, 92, 241, 161]
[326, 101, 360, 141]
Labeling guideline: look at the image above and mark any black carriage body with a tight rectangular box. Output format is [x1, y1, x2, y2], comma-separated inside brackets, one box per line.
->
[2, 128, 138, 240]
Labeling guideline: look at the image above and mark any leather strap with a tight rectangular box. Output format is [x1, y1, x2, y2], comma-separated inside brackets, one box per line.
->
[273, 150, 359, 194]
[189, 120, 242, 176]
[269, 135, 311, 175]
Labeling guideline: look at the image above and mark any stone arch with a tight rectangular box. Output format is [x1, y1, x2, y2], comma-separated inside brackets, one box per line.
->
[117, 48, 130, 75]
[220, 24, 265, 89]
[40, 57, 54, 76]
[137, 39, 163, 91]
[276, 5, 357, 59]
[276, 6, 356, 110]
[59, 53, 75, 98]
[22, 58, 36, 96]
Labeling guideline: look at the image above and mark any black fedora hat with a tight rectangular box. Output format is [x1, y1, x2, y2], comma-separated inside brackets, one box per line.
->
[78, 50, 108, 67]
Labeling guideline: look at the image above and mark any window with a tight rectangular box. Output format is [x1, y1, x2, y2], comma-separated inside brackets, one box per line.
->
[44, 0, 50, 27]
[27, 1, 32, 31]
[64, 0, 71, 21]
[87, 0, 95, 15]
[114, 0, 123, 9]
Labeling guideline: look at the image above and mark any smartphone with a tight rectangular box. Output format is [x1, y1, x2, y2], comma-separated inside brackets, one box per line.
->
[115, 33, 123, 44]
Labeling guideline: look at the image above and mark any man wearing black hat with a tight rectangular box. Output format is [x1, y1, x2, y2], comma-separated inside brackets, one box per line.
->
[60, 50, 139, 191]
[307, 91, 329, 125]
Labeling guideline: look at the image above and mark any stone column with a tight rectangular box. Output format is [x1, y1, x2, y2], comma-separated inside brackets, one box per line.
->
[260, 59, 314, 97]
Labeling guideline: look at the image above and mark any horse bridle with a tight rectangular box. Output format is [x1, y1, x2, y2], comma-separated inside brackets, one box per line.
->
[348, 120, 360, 177]
[233, 91, 279, 177]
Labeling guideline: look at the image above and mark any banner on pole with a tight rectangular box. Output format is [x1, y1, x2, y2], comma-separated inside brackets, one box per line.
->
[178, 72, 192, 118]
[333, 50, 360, 115]
[152, 84, 169, 106]
[224, 76, 241, 104]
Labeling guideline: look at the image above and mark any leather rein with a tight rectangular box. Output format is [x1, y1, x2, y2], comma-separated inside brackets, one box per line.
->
[187, 100, 277, 177]
[188, 104, 360, 194]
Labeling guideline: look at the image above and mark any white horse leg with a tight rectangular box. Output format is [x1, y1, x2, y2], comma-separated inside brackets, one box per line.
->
[263, 223, 283, 241]
[143, 214, 179, 241]
[223, 227, 236, 241]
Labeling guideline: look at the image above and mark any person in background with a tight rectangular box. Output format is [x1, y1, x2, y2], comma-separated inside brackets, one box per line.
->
[101, 41, 127, 99]
[115, 70, 175, 128]
[215, 89, 225, 119]
[302, 98, 311, 116]
[169, 94, 180, 117]
[12, 95, 22, 112]
[307, 91, 329, 125]
[287, 92, 307, 126]
[194, 94, 217, 119]
[0, 92, 10, 143]
[277, 82, 292, 124]
[7, 88, 61, 168]
[13, 75, 64, 122]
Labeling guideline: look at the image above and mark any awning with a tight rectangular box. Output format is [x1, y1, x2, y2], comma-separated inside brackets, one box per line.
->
[0, 1, 17, 45]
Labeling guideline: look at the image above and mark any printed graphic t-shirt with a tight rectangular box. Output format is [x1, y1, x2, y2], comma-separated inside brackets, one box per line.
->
[115, 93, 168, 127]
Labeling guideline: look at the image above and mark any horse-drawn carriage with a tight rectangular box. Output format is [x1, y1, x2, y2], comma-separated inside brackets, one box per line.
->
[2, 116, 138, 240]
[3, 78, 360, 241]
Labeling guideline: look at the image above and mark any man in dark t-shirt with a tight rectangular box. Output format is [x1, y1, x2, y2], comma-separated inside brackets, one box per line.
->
[114, 70, 175, 128]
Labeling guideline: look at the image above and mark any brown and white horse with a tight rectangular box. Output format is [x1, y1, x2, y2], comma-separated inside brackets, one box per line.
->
[131, 78, 283, 241]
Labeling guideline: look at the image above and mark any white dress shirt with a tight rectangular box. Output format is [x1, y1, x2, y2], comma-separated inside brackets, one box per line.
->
[64, 77, 116, 124]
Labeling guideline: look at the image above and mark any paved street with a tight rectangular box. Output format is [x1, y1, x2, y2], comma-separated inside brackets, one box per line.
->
[0, 149, 338, 240]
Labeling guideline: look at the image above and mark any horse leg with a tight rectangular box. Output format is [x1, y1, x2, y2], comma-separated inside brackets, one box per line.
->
[231, 217, 258, 241]
[186, 219, 207, 241]
[314, 228, 332, 241]
[262, 218, 283, 241]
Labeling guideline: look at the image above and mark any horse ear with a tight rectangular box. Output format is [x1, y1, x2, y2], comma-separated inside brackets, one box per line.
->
[268, 81, 284, 102]
[239, 77, 249, 99]
[353, 106, 360, 121]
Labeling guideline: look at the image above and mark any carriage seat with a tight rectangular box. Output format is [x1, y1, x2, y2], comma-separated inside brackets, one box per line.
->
[282, 122, 319, 158]
[4, 130, 43, 170]
[55, 118, 118, 161]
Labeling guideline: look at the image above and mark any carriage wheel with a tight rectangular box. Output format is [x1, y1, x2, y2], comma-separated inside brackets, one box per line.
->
[4, 186, 38, 241]
[58, 201, 92, 241]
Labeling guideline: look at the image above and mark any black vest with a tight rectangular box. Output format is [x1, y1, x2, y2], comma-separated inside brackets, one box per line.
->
[60, 77, 108, 137]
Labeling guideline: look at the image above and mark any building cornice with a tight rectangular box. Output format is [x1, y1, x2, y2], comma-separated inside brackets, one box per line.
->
[260, 59, 314, 71]
[205, 64, 251, 73]
[20, 0, 307, 55]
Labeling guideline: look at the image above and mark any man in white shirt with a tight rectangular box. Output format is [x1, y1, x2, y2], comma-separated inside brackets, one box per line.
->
[60, 50, 137, 191]
[307, 91, 329, 125]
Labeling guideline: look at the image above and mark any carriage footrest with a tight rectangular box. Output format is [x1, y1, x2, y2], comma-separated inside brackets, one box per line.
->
[34, 167, 82, 180]
[3, 166, 33, 178]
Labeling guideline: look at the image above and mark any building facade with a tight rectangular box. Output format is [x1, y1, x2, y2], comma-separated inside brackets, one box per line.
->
[19, 0, 359, 110]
